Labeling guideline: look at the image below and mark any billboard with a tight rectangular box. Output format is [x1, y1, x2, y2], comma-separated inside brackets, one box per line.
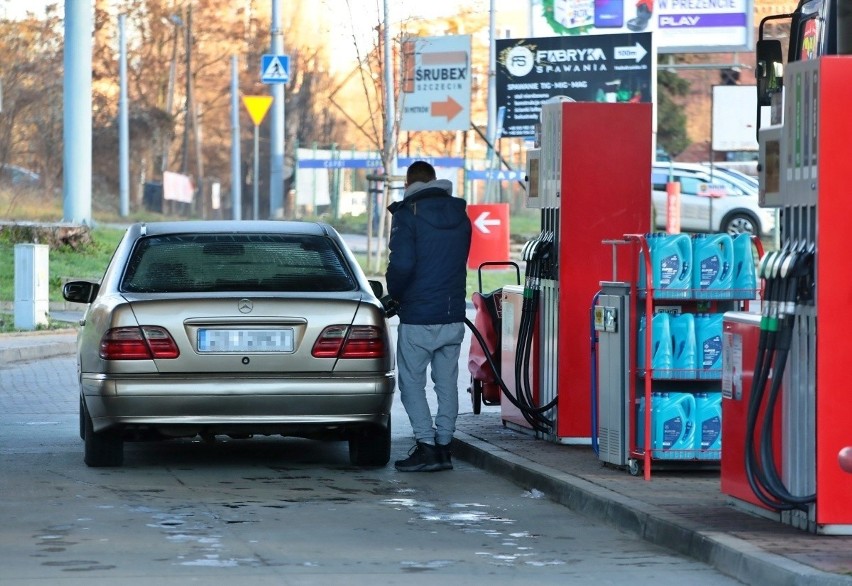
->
[399, 35, 472, 132]
[535, 0, 754, 53]
[711, 85, 758, 151]
[655, 0, 754, 53]
[495, 33, 652, 138]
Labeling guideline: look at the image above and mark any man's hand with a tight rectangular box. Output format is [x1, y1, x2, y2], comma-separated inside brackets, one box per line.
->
[380, 295, 400, 318]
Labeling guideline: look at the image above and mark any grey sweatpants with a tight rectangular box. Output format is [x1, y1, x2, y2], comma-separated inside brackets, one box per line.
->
[396, 322, 466, 446]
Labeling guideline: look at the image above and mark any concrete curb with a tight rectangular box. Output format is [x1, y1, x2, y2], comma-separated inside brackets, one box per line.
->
[452, 430, 852, 586]
[0, 331, 76, 365]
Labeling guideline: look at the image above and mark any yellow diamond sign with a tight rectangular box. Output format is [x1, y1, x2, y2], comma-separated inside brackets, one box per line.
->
[242, 95, 273, 126]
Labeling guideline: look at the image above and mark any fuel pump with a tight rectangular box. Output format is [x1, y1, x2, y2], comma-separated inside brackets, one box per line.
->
[721, 57, 852, 534]
[499, 99, 652, 443]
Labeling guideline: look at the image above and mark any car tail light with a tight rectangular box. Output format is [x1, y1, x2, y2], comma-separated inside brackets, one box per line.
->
[99, 326, 180, 360]
[312, 325, 387, 359]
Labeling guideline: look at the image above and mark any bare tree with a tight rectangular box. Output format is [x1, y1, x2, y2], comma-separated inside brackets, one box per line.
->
[0, 8, 63, 192]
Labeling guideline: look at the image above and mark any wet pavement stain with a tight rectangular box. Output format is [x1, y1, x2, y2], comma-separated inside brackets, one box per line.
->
[381, 493, 571, 568]
[35, 528, 78, 553]
[41, 560, 116, 572]
[401, 560, 456, 572]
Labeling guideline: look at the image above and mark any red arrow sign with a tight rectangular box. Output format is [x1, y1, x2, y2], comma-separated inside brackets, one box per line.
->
[431, 96, 463, 121]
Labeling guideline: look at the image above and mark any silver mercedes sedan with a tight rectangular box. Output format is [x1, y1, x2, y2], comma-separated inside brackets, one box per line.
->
[62, 221, 395, 468]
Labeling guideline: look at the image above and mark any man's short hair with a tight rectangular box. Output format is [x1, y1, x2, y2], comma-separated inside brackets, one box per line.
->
[406, 160, 436, 186]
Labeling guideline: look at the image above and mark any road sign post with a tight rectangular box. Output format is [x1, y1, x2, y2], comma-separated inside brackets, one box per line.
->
[400, 35, 472, 131]
[242, 95, 274, 220]
[260, 54, 290, 84]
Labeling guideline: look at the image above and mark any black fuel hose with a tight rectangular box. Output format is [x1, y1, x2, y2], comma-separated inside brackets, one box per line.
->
[744, 245, 816, 510]
[463, 316, 554, 434]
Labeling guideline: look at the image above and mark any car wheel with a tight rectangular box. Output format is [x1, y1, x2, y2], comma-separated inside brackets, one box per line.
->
[348, 419, 391, 467]
[721, 212, 759, 236]
[82, 400, 124, 467]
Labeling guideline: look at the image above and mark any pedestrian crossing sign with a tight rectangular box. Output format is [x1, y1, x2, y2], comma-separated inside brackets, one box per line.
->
[261, 54, 290, 84]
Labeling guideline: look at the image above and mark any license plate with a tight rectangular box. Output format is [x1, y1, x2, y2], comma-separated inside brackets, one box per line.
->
[197, 328, 294, 353]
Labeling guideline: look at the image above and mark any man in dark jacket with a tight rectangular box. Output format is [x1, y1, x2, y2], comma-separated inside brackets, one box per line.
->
[386, 160, 472, 472]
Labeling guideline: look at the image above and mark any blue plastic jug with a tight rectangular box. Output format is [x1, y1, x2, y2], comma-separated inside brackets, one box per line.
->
[640, 233, 692, 299]
[692, 233, 734, 299]
[694, 392, 722, 460]
[669, 313, 697, 378]
[695, 313, 724, 379]
[637, 312, 673, 379]
[732, 233, 758, 298]
[637, 392, 696, 459]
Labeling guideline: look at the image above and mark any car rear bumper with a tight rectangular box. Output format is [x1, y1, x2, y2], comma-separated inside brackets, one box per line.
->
[81, 373, 395, 435]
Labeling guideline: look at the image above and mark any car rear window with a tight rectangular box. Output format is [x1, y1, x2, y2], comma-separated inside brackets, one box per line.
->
[121, 233, 357, 293]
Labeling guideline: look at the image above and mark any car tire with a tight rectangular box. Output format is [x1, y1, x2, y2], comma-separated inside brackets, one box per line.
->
[82, 400, 124, 467]
[79, 396, 86, 440]
[348, 419, 391, 467]
[721, 211, 759, 236]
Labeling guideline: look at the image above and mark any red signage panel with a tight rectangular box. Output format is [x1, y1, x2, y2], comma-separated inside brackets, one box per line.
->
[467, 203, 510, 270]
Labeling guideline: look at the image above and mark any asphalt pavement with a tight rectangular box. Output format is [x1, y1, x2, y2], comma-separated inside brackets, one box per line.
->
[2, 313, 851, 586]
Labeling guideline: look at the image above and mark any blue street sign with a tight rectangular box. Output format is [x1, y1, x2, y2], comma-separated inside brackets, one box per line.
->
[297, 157, 467, 170]
[397, 156, 465, 168]
[261, 54, 290, 84]
[298, 158, 383, 169]
[466, 169, 525, 181]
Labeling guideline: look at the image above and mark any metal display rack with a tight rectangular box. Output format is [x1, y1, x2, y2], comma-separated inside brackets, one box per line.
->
[597, 233, 763, 480]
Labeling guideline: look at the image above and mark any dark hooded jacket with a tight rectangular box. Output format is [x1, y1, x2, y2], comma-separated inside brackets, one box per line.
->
[385, 179, 472, 325]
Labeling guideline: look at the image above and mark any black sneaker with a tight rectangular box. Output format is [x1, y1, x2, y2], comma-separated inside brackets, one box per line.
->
[395, 442, 443, 472]
[436, 441, 453, 470]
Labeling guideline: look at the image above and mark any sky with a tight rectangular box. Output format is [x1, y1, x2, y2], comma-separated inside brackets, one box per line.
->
[0, 1, 495, 23]
[0, 0, 502, 64]
[327, 0, 488, 70]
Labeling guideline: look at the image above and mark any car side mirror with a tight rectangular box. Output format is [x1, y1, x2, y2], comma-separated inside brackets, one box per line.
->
[368, 279, 384, 299]
[63, 280, 100, 304]
[756, 39, 783, 107]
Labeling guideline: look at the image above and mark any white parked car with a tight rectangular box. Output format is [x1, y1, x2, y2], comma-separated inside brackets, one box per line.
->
[652, 162, 775, 237]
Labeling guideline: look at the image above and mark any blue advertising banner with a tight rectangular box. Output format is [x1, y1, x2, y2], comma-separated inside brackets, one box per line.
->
[495, 33, 652, 138]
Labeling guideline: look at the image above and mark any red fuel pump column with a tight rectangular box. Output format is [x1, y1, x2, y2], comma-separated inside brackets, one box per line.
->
[721, 57, 852, 534]
[537, 101, 651, 442]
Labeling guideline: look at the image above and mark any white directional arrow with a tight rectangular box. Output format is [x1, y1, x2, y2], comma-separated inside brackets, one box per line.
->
[474, 211, 501, 234]
[614, 42, 648, 63]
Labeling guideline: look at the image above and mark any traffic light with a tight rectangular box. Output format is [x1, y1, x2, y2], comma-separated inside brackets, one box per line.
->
[720, 68, 740, 85]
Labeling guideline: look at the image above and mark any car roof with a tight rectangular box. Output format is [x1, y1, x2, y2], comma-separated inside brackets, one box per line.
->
[129, 220, 337, 238]
[652, 162, 756, 190]
[652, 161, 755, 178]
[653, 161, 705, 169]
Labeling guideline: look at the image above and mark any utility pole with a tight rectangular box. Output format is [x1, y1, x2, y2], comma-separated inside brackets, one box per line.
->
[230, 55, 242, 221]
[63, 0, 93, 224]
[118, 14, 129, 217]
[269, 0, 285, 218]
[486, 0, 496, 166]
